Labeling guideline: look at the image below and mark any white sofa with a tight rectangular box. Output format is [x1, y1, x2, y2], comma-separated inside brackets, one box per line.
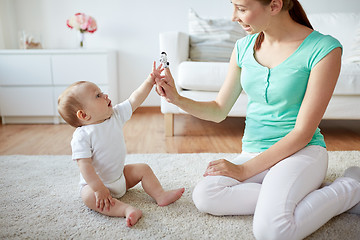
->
[159, 13, 360, 136]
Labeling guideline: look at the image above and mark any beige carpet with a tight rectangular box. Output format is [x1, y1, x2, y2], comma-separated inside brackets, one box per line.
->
[0, 152, 359, 240]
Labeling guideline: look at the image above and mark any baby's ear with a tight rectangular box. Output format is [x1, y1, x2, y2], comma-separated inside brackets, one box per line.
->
[76, 110, 90, 121]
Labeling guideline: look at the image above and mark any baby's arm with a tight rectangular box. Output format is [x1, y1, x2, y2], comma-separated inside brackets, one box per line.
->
[77, 158, 115, 211]
[128, 61, 164, 112]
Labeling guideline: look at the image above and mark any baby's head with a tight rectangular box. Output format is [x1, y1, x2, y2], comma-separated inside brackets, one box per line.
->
[58, 81, 113, 127]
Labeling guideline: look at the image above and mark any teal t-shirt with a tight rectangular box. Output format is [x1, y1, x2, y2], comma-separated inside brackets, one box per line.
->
[236, 31, 342, 152]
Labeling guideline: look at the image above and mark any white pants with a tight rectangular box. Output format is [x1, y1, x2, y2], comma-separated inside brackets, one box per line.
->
[192, 145, 360, 240]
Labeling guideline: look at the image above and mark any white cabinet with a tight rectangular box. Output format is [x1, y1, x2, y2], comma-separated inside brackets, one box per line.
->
[0, 55, 52, 85]
[0, 87, 54, 116]
[0, 49, 117, 124]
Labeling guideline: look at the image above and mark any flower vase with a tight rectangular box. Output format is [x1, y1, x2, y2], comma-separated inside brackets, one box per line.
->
[78, 31, 85, 48]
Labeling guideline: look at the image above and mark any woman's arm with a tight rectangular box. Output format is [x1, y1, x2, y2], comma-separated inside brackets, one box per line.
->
[157, 47, 243, 123]
[205, 47, 342, 181]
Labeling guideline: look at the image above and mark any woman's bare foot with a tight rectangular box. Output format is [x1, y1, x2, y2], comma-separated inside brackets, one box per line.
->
[157, 188, 185, 206]
[125, 206, 142, 227]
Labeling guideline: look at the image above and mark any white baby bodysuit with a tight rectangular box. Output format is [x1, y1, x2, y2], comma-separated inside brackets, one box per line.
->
[71, 100, 132, 188]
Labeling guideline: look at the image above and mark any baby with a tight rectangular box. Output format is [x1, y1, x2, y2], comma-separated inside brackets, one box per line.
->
[58, 62, 184, 227]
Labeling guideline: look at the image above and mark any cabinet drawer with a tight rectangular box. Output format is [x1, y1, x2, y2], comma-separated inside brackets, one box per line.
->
[0, 55, 52, 85]
[0, 87, 54, 116]
[52, 54, 108, 85]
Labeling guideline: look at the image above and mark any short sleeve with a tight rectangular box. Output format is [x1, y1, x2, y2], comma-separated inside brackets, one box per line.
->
[113, 99, 133, 124]
[235, 36, 249, 68]
[71, 128, 92, 160]
[308, 34, 343, 69]
[235, 34, 258, 68]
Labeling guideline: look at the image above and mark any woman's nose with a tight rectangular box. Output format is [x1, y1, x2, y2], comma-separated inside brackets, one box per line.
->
[232, 14, 238, 22]
[232, 12, 237, 22]
[232, 9, 241, 22]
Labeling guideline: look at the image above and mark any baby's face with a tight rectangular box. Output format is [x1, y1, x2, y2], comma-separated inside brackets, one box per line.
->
[76, 82, 113, 125]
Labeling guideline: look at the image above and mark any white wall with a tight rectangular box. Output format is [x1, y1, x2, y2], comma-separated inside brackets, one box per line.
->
[1, 0, 359, 106]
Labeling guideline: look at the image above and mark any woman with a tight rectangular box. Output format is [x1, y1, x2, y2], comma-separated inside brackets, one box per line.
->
[156, 0, 360, 239]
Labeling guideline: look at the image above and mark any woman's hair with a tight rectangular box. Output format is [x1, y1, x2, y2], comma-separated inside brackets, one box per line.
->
[254, 0, 313, 50]
[57, 81, 87, 127]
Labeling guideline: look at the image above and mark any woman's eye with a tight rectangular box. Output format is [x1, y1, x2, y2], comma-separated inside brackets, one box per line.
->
[96, 94, 101, 98]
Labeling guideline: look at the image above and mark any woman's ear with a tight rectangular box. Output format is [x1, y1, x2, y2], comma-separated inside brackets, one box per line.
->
[269, 0, 283, 15]
[76, 110, 90, 121]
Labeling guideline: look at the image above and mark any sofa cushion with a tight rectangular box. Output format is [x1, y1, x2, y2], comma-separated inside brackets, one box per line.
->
[188, 9, 247, 62]
[345, 28, 360, 63]
[334, 63, 360, 95]
[178, 61, 228, 91]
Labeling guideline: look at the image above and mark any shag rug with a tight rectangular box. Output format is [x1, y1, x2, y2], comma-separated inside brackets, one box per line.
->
[0, 152, 359, 240]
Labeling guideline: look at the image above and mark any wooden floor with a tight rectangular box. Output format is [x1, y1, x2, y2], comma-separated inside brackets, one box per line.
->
[1, 107, 360, 155]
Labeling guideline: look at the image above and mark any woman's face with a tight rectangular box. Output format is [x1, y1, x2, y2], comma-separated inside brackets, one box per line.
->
[231, 0, 270, 34]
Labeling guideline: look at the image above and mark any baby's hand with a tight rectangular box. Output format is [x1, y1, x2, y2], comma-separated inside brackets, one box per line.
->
[150, 61, 165, 84]
[94, 187, 115, 212]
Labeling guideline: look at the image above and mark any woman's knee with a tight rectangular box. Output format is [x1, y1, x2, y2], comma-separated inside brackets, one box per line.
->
[192, 181, 211, 213]
[253, 216, 272, 240]
[253, 212, 294, 240]
[192, 176, 226, 215]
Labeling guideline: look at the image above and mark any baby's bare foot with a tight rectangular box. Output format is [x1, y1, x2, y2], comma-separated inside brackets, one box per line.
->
[125, 207, 142, 227]
[157, 188, 185, 206]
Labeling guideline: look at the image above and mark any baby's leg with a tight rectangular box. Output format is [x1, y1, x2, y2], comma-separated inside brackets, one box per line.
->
[81, 185, 142, 227]
[124, 164, 184, 206]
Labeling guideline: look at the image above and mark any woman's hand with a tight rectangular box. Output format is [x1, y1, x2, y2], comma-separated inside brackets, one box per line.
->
[94, 187, 115, 212]
[155, 67, 180, 104]
[204, 159, 245, 181]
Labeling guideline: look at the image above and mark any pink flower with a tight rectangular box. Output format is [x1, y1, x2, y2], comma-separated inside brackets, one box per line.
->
[66, 13, 97, 33]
